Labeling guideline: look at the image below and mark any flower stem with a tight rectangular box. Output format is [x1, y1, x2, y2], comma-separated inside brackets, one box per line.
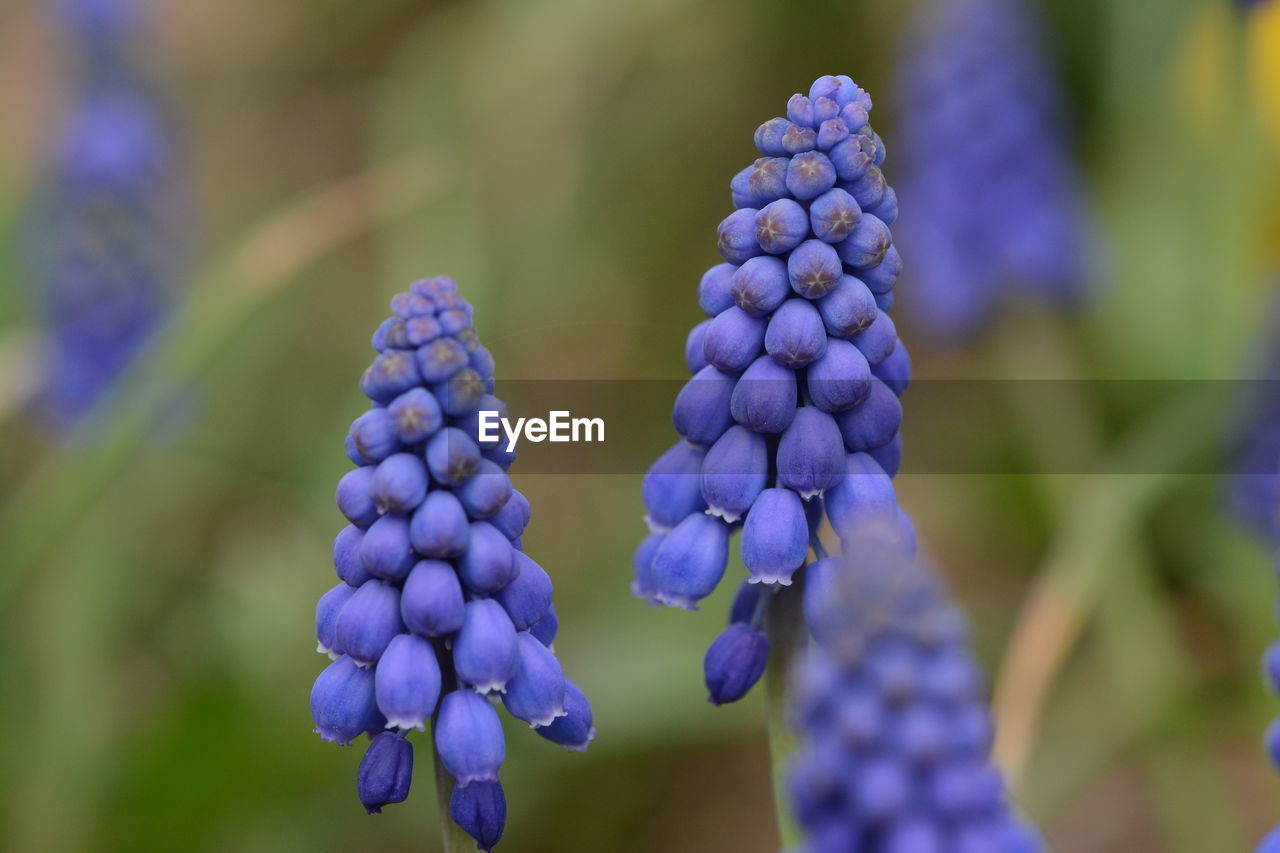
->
[763, 575, 806, 849]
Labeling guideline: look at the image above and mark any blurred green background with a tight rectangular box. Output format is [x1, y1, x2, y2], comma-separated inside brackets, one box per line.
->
[1, 0, 1279, 850]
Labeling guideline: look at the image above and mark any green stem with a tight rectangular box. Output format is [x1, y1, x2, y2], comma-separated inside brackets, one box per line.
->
[763, 576, 806, 849]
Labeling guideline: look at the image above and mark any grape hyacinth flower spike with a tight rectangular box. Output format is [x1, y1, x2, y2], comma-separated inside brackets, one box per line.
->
[634, 75, 912, 705]
[788, 517, 1041, 852]
[310, 277, 594, 850]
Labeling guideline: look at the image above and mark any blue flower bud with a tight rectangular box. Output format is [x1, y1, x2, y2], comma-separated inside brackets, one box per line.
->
[530, 603, 559, 647]
[335, 579, 403, 666]
[873, 339, 911, 396]
[836, 213, 892, 269]
[781, 124, 817, 155]
[536, 679, 595, 751]
[483, 442, 516, 471]
[835, 380, 902, 451]
[469, 344, 496, 379]
[361, 350, 422, 404]
[755, 198, 810, 255]
[702, 306, 766, 373]
[455, 459, 514, 520]
[787, 93, 815, 127]
[453, 599, 520, 694]
[1269, 718, 1280, 770]
[852, 309, 898, 365]
[416, 337, 469, 383]
[336, 465, 379, 527]
[861, 244, 902, 294]
[843, 164, 886, 211]
[631, 532, 666, 604]
[642, 441, 708, 532]
[357, 732, 413, 814]
[741, 488, 809, 585]
[785, 152, 837, 201]
[809, 188, 861, 244]
[754, 117, 792, 156]
[450, 780, 507, 852]
[787, 239, 842, 299]
[729, 164, 754, 208]
[435, 689, 505, 785]
[426, 427, 482, 486]
[433, 367, 487, 417]
[372, 453, 429, 514]
[409, 490, 470, 558]
[672, 365, 737, 448]
[825, 453, 898, 537]
[490, 490, 530, 541]
[704, 623, 770, 705]
[875, 289, 895, 312]
[812, 96, 839, 125]
[816, 117, 850, 151]
[685, 319, 711, 373]
[405, 314, 442, 346]
[869, 434, 902, 478]
[350, 408, 401, 463]
[743, 157, 790, 207]
[806, 339, 872, 413]
[400, 560, 466, 637]
[698, 263, 738, 316]
[502, 632, 567, 727]
[883, 821, 942, 853]
[717, 208, 763, 265]
[387, 387, 443, 444]
[867, 185, 898, 226]
[651, 512, 730, 610]
[728, 579, 768, 625]
[359, 514, 416, 582]
[334, 524, 372, 586]
[778, 407, 845, 499]
[817, 274, 877, 338]
[495, 551, 553, 631]
[346, 434, 373, 467]
[828, 134, 874, 182]
[317, 582, 357, 657]
[730, 355, 797, 433]
[731, 255, 791, 317]
[701, 425, 769, 521]
[456, 522, 517, 594]
[311, 655, 382, 744]
[765, 298, 828, 368]
[374, 633, 442, 731]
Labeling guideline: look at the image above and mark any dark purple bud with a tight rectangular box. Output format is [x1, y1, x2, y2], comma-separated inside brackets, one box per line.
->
[502, 632, 567, 727]
[787, 239, 842, 299]
[741, 488, 808, 585]
[451, 780, 506, 852]
[334, 524, 372, 586]
[530, 603, 559, 647]
[787, 93, 815, 127]
[642, 441, 707, 532]
[361, 350, 422, 404]
[536, 679, 595, 751]
[836, 213, 892, 269]
[828, 134, 873, 182]
[704, 623, 769, 705]
[702, 305, 766, 373]
[817, 274, 877, 338]
[744, 157, 790, 207]
[731, 255, 791, 317]
[335, 579, 403, 666]
[357, 732, 413, 814]
[869, 434, 902, 477]
[698, 263, 738, 317]
[701, 425, 769, 521]
[317, 582, 357, 657]
[781, 124, 817, 155]
[455, 459, 513, 520]
[806, 339, 871, 413]
[685, 319, 711, 373]
[651, 512, 730, 610]
[765, 298, 828, 368]
[311, 655, 382, 744]
[433, 367, 487, 417]
[490, 490, 530, 541]
[426, 427, 481, 486]
[785, 151, 836, 201]
[825, 453, 898, 538]
[405, 315, 442, 346]
[336, 465, 379, 527]
[401, 559, 466, 637]
[755, 198, 809, 255]
[409, 490, 470, 558]
[815, 117, 850, 150]
[872, 339, 911, 397]
[861, 245, 902, 294]
[387, 387, 443, 444]
[867, 185, 898, 226]
[631, 532, 665, 604]
[453, 599, 520, 694]
[728, 579, 767, 625]
[809, 187, 862, 244]
[777, 407, 844, 499]
[359, 514, 416, 582]
[435, 689, 505, 785]
[350, 408, 401, 463]
[852, 310, 898, 365]
[730, 355, 797, 433]
[456, 522, 517, 594]
[754, 117, 792, 156]
[835, 380, 902, 451]
[495, 551, 553, 631]
[375, 633, 441, 731]
[672, 365, 737, 448]
[416, 337, 469, 383]
[372, 453, 429, 514]
[717, 208, 763, 265]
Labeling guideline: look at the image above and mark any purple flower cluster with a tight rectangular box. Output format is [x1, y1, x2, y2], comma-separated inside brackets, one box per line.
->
[787, 519, 1040, 853]
[1261, 631, 1280, 852]
[27, 0, 187, 427]
[310, 277, 594, 850]
[894, 0, 1087, 338]
[632, 75, 911, 704]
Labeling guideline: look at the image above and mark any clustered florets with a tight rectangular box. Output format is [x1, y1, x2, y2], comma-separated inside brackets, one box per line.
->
[632, 75, 911, 705]
[310, 277, 594, 851]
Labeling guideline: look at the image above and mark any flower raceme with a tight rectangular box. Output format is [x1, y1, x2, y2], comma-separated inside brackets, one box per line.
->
[311, 277, 594, 850]
[633, 75, 912, 704]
